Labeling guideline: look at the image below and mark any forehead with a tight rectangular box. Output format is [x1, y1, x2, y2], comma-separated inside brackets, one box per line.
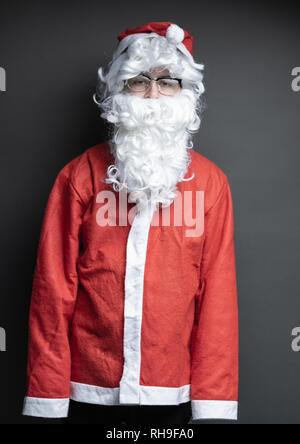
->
[144, 67, 170, 77]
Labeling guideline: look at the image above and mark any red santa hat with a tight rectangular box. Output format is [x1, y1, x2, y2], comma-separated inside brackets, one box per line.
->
[116, 21, 194, 58]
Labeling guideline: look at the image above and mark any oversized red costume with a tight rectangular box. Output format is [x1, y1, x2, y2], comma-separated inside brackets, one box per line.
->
[22, 23, 239, 422]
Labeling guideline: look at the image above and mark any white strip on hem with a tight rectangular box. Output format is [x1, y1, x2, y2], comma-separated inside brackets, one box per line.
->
[22, 396, 69, 418]
[22, 386, 238, 420]
[191, 400, 238, 421]
[70, 381, 191, 406]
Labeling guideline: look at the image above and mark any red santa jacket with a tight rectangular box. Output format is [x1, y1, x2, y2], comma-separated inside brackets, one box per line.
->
[22, 141, 239, 421]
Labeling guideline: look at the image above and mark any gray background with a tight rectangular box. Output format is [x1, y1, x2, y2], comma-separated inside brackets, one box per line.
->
[0, 0, 299, 424]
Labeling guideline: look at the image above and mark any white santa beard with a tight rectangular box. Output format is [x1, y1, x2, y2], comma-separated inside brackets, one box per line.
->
[104, 88, 199, 212]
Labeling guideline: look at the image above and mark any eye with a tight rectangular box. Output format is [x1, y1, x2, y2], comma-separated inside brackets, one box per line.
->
[134, 79, 147, 85]
[128, 76, 149, 87]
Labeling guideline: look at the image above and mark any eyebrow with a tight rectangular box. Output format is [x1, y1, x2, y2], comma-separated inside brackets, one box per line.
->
[140, 73, 172, 80]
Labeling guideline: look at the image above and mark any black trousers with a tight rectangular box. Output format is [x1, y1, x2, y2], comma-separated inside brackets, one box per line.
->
[63, 400, 192, 425]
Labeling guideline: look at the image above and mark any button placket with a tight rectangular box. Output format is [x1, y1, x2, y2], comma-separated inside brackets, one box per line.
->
[119, 204, 154, 405]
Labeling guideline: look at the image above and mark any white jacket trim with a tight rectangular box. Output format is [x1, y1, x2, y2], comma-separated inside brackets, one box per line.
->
[70, 381, 191, 405]
[191, 400, 238, 421]
[22, 396, 69, 418]
[119, 203, 156, 404]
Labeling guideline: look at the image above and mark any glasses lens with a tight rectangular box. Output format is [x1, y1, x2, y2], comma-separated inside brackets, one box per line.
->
[127, 76, 150, 92]
[158, 79, 181, 95]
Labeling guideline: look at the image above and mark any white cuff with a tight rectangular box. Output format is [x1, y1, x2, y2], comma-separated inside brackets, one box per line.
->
[191, 400, 238, 421]
[22, 396, 70, 418]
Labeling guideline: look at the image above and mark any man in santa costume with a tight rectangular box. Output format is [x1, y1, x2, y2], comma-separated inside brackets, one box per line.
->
[22, 21, 239, 424]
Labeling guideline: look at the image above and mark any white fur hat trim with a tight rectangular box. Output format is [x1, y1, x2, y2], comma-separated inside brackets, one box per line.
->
[166, 24, 185, 44]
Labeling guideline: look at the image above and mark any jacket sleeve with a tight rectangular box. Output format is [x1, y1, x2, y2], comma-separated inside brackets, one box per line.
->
[22, 166, 86, 418]
[190, 178, 239, 421]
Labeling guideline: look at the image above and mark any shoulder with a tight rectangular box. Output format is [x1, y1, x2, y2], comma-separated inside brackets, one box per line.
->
[190, 148, 228, 185]
[60, 140, 111, 179]
[57, 140, 112, 207]
[189, 148, 230, 212]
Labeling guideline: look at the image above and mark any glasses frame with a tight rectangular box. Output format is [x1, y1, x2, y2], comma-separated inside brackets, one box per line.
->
[125, 73, 182, 96]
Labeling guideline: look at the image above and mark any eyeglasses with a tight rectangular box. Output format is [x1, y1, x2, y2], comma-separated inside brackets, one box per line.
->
[125, 73, 182, 96]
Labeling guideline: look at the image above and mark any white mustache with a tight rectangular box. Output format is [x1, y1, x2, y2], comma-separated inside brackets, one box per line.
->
[103, 88, 200, 133]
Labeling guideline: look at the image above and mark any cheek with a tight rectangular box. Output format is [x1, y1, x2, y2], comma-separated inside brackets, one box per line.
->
[130, 91, 146, 98]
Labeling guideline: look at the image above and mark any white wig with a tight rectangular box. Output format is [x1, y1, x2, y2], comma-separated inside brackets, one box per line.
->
[94, 32, 206, 113]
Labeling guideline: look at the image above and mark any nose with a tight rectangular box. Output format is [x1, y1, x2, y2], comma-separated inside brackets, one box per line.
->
[144, 80, 160, 99]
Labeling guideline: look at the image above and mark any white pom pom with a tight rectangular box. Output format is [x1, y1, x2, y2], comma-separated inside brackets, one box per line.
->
[166, 24, 185, 44]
